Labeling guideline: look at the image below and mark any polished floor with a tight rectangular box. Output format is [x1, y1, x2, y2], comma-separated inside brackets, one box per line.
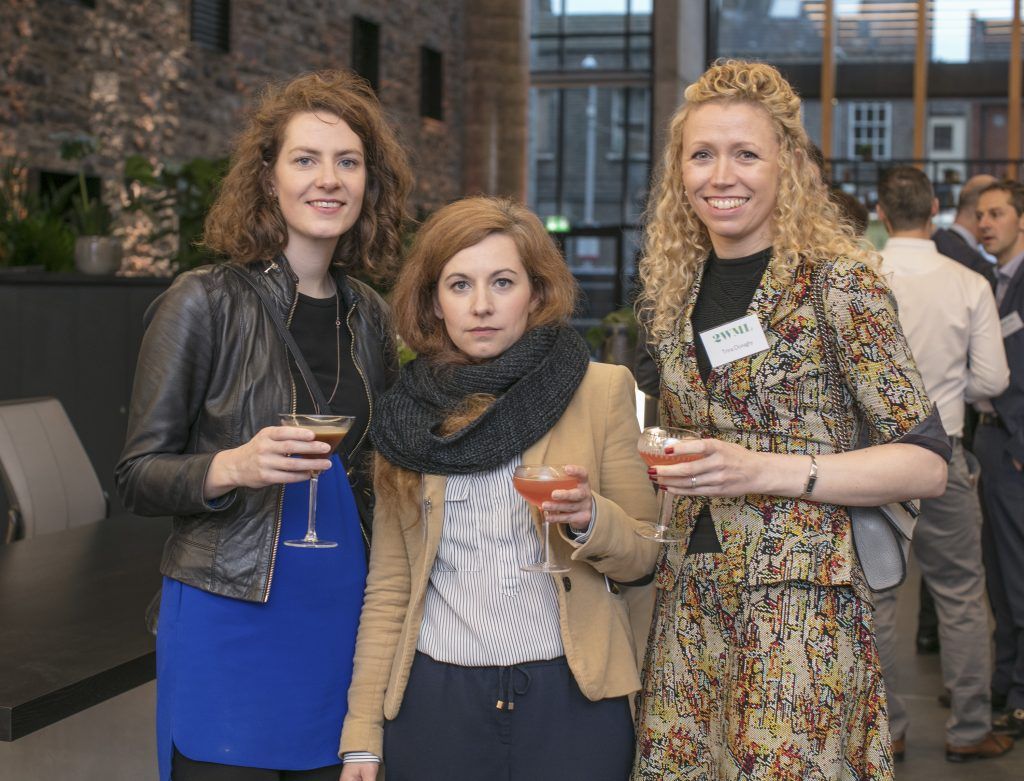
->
[887, 564, 1023, 779]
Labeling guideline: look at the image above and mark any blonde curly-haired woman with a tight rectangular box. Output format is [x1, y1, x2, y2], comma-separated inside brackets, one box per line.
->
[631, 60, 950, 780]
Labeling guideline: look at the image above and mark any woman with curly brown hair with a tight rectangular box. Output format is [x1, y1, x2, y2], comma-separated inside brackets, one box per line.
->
[116, 70, 411, 781]
[337, 196, 658, 781]
[631, 61, 950, 780]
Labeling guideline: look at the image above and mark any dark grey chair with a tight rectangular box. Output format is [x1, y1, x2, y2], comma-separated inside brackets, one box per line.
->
[0, 397, 106, 541]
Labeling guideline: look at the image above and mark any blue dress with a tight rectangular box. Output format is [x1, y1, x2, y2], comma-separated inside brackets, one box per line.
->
[155, 456, 367, 780]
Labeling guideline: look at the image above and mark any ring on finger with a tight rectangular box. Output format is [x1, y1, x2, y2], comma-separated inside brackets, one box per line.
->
[690, 475, 697, 489]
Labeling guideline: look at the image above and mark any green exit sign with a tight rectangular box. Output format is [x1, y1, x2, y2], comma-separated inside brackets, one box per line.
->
[545, 215, 570, 233]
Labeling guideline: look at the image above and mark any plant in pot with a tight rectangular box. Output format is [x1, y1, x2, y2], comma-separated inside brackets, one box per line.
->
[59, 137, 122, 275]
[124, 154, 227, 272]
[585, 306, 638, 365]
[0, 158, 76, 272]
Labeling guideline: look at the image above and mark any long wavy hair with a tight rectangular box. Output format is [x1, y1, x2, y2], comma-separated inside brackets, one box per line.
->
[203, 70, 412, 283]
[377, 196, 579, 505]
[637, 59, 875, 342]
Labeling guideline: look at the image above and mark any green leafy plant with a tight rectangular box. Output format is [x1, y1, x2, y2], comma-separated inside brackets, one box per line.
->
[124, 154, 228, 270]
[585, 306, 638, 356]
[59, 136, 113, 237]
[0, 158, 75, 271]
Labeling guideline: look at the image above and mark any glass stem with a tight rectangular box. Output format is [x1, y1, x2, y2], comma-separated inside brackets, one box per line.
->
[305, 472, 319, 542]
[543, 515, 553, 566]
[655, 490, 670, 532]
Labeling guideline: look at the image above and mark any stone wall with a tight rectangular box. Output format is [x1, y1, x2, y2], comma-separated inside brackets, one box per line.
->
[0, 0, 468, 271]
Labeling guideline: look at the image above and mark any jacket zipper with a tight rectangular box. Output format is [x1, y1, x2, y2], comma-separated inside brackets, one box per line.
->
[346, 299, 373, 550]
[262, 266, 300, 603]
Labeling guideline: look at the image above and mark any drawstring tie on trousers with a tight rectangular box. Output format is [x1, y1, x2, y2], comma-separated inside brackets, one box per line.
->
[495, 664, 532, 710]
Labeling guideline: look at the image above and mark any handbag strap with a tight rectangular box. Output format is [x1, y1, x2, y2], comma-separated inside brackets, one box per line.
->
[809, 259, 855, 452]
[224, 263, 332, 415]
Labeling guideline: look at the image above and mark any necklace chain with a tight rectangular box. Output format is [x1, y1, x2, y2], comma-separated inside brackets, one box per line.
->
[326, 291, 341, 406]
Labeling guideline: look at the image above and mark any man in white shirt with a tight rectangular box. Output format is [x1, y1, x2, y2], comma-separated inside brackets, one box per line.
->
[975, 180, 1024, 738]
[872, 166, 1011, 762]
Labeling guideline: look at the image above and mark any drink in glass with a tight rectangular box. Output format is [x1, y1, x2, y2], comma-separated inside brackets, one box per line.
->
[279, 413, 355, 549]
[513, 464, 576, 574]
[637, 426, 701, 543]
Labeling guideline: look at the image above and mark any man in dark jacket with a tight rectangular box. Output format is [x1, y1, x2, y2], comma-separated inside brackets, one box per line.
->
[975, 180, 1024, 738]
[933, 174, 998, 285]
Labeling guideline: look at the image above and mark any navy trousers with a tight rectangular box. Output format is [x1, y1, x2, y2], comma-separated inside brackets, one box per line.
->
[976, 422, 1024, 709]
[382, 652, 635, 781]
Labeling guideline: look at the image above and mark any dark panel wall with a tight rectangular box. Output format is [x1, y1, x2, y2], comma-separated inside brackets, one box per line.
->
[0, 275, 169, 520]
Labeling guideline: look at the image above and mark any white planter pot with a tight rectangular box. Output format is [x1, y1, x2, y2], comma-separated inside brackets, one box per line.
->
[74, 236, 122, 275]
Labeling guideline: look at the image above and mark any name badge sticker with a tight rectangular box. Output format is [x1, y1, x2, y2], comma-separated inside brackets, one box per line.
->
[1002, 311, 1024, 339]
[699, 314, 770, 368]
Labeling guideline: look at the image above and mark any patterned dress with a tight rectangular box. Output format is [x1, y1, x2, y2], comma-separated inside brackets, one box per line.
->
[633, 256, 940, 780]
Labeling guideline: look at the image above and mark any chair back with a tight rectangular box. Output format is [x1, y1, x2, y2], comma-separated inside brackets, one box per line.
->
[0, 397, 106, 540]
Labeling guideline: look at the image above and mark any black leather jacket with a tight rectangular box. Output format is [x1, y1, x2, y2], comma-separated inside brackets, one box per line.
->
[116, 257, 396, 602]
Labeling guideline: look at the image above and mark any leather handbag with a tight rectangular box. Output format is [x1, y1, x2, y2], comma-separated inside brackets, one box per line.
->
[810, 261, 920, 593]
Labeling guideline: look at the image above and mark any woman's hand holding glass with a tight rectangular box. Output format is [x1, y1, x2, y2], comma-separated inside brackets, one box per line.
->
[538, 464, 593, 531]
[203, 425, 333, 500]
[649, 436, 772, 499]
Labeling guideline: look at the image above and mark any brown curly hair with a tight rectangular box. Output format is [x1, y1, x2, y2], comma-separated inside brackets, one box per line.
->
[637, 60, 875, 342]
[203, 70, 412, 283]
[390, 196, 578, 364]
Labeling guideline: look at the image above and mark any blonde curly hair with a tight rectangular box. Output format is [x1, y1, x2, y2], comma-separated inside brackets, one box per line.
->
[637, 59, 876, 342]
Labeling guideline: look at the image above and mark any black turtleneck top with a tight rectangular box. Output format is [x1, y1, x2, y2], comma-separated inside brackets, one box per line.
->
[686, 246, 772, 554]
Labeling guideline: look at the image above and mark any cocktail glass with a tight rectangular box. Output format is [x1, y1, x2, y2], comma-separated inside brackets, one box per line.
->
[637, 426, 701, 544]
[513, 464, 577, 574]
[279, 413, 354, 549]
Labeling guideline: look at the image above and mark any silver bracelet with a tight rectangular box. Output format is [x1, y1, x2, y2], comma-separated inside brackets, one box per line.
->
[800, 454, 818, 498]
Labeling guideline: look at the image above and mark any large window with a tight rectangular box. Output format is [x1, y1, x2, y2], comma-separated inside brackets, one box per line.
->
[531, 0, 652, 72]
[191, 0, 230, 53]
[420, 47, 444, 121]
[529, 0, 653, 324]
[352, 17, 380, 92]
[848, 102, 892, 160]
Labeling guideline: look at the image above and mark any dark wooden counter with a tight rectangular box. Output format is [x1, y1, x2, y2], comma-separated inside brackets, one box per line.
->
[0, 516, 170, 740]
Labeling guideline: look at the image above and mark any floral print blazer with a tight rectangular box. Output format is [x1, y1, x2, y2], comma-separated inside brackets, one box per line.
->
[653, 254, 944, 598]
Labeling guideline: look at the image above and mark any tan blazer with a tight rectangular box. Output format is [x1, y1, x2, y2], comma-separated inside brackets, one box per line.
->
[339, 362, 660, 758]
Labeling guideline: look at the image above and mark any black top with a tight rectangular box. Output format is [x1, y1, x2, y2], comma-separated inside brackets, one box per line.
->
[692, 247, 773, 383]
[288, 291, 370, 467]
[687, 247, 772, 554]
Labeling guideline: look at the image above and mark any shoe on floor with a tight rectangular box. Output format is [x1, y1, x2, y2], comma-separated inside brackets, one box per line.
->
[892, 736, 905, 763]
[945, 732, 1014, 762]
[993, 708, 1024, 738]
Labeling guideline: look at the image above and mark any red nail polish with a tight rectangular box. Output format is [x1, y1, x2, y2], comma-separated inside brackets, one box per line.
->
[659, 484, 667, 492]
[647, 468, 656, 475]
[665, 446, 675, 455]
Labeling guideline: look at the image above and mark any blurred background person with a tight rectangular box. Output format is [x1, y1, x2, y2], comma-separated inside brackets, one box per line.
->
[872, 165, 1009, 763]
[975, 180, 1024, 739]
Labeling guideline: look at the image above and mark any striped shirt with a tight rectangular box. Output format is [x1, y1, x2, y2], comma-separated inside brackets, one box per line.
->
[416, 457, 565, 666]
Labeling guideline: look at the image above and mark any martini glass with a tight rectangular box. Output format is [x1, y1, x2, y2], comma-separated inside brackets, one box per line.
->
[637, 426, 701, 543]
[513, 464, 577, 574]
[279, 413, 354, 549]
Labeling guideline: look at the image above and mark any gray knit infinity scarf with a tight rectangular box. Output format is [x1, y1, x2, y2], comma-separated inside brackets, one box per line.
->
[370, 325, 590, 475]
